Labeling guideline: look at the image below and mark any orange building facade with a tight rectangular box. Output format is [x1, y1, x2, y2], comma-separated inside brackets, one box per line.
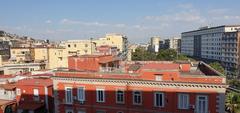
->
[15, 78, 54, 113]
[52, 56, 227, 113]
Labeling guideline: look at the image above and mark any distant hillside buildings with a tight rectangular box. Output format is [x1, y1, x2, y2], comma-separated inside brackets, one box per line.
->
[0, 33, 129, 75]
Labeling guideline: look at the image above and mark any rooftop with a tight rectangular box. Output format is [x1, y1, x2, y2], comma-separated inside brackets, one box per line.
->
[0, 99, 15, 106]
[55, 61, 226, 84]
[16, 78, 52, 87]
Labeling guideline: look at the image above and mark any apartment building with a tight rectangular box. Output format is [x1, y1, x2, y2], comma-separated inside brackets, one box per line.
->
[61, 40, 96, 56]
[164, 38, 181, 52]
[16, 78, 54, 113]
[94, 34, 128, 59]
[149, 36, 160, 52]
[2, 62, 45, 75]
[0, 41, 10, 60]
[181, 25, 240, 74]
[52, 55, 227, 113]
[30, 47, 48, 62]
[47, 47, 68, 69]
[10, 47, 32, 63]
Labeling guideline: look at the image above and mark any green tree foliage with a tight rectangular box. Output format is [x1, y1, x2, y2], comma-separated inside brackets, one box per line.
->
[226, 92, 240, 113]
[209, 62, 225, 75]
[131, 48, 189, 61]
[228, 79, 240, 90]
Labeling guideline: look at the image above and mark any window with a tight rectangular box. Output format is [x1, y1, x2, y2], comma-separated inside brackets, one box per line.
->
[133, 91, 142, 105]
[16, 88, 21, 95]
[178, 93, 189, 109]
[196, 95, 208, 113]
[154, 92, 164, 107]
[33, 89, 39, 101]
[68, 44, 71, 48]
[116, 90, 124, 104]
[85, 44, 88, 47]
[65, 109, 73, 113]
[65, 87, 73, 104]
[155, 74, 163, 81]
[77, 87, 85, 101]
[96, 89, 105, 102]
[74, 44, 77, 48]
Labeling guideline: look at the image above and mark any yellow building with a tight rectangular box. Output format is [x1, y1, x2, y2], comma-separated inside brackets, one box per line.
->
[10, 47, 32, 62]
[94, 33, 128, 52]
[47, 47, 68, 69]
[61, 40, 96, 56]
[0, 55, 2, 67]
[30, 47, 48, 62]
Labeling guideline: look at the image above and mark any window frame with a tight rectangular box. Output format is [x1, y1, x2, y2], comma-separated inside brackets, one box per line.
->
[178, 93, 189, 109]
[154, 92, 164, 107]
[65, 87, 73, 104]
[77, 87, 85, 101]
[116, 89, 124, 104]
[16, 88, 21, 95]
[96, 88, 105, 103]
[132, 90, 142, 105]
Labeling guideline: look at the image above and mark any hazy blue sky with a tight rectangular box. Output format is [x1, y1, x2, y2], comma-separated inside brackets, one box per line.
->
[1, 0, 240, 43]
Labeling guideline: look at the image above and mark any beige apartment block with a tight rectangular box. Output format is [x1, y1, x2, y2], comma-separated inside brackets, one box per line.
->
[61, 40, 96, 56]
[94, 33, 128, 52]
[47, 47, 68, 69]
[10, 47, 32, 62]
[30, 47, 48, 62]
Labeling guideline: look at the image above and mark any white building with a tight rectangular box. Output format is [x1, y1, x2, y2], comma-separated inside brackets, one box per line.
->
[150, 36, 160, 52]
[181, 25, 240, 75]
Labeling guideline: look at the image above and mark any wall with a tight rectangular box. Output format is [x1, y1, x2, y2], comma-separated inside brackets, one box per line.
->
[47, 48, 68, 69]
[54, 79, 224, 113]
[31, 48, 48, 62]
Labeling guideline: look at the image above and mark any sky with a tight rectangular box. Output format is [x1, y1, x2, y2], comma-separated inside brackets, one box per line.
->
[0, 0, 240, 43]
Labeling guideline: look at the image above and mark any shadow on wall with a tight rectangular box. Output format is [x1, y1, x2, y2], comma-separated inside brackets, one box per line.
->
[16, 93, 54, 113]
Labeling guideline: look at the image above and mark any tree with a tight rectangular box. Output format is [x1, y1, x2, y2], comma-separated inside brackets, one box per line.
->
[132, 48, 190, 61]
[209, 62, 225, 75]
[132, 47, 156, 61]
[228, 79, 240, 90]
[226, 92, 240, 113]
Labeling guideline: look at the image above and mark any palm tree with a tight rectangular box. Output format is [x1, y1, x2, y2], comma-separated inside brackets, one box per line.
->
[226, 92, 240, 113]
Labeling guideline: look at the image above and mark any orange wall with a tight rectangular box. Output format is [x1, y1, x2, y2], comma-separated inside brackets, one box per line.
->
[56, 82, 219, 113]
[68, 57, 100, 71]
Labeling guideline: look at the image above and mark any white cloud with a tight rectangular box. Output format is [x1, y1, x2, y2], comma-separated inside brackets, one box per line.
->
[60, 18, 108, 27]
[145, 10, 205, 23]
[45, 20, 52, 24]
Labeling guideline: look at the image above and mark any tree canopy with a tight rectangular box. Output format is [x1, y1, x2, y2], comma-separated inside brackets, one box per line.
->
[131, 47, 189, 61]
[209, 62, 225, 75]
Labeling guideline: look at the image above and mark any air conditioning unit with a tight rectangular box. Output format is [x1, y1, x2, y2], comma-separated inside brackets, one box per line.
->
[189, 105, 195, 109]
